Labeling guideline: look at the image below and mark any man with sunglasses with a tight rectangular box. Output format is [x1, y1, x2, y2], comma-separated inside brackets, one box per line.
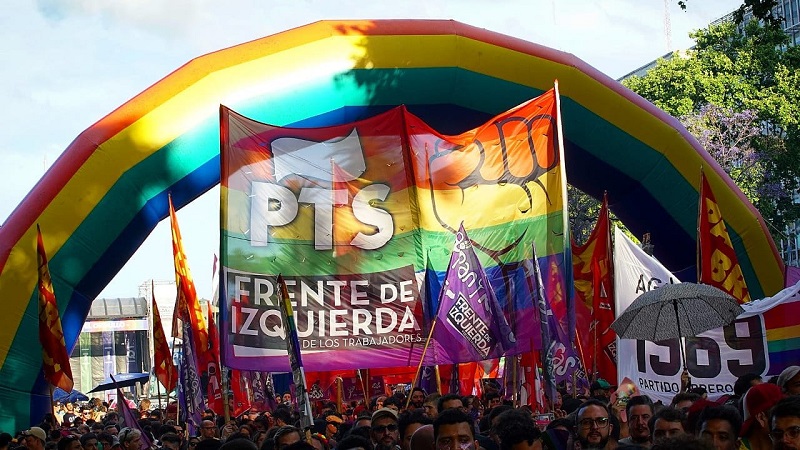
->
[371, 408, 400, 450]
[770, 396, 800, 450]
[574, 399, 614, 450]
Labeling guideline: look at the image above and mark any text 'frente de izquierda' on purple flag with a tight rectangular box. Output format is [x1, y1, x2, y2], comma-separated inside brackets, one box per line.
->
[428, 223, 517, 364]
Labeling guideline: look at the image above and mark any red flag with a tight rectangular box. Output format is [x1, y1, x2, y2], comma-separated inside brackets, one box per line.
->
[205, 302, 224, 414]
[571, 193, 616, 382]
[230, 369, 251, 417]
[168, 195, 211, 356]
[699, 172, 751, 303]
[36, 225, 74, 392]
[152, 283, 177, 392]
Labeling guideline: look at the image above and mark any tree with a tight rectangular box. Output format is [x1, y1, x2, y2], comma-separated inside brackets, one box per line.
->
[623, 19, 800, 235]
[678, 1, 781, 27]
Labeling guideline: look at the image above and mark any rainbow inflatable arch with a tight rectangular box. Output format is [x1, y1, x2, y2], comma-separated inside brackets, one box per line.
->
[0, 20, 784, 429]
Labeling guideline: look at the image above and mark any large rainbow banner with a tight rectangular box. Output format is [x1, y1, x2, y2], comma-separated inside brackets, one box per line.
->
[220, 89, 565, 371]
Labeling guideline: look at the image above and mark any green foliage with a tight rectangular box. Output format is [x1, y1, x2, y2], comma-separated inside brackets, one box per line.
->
[622, 18, 800, 235]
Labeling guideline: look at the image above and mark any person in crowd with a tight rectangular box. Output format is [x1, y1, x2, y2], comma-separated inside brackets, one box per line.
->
[57, 436, 83, 450]
[370, 408, 400, 450]
[696, 405, 741, 450]
[408, 425, 433, 450]
[399, 411, 432, 450]
[494, 409, 540, 450]
[0, 433, 12, 450]
[671, 393, 702, 413]
[650, 434, 713, 450]
[200, 421, 219, 442]
[97, 432, 115, 450]
[309, 433, 329, 450]
[485, 405, 513, 447]
[778, 367, 800, 397]
[159, 433, 182, 450]
[23, 427, 48, 450]
[649, 407, 687, 443]
[437, 395, 464, 413]
[336, 434, 373, 450]
[409, 389, 427, 410]
[573, 399, 615, 450]
[383, 398, 401, 414]
[274, 427, 302, 450]
[483, 393, 502, 410]
[590, 380, 612, 402]
[422, 395, 440, 419]
[119, 428, 143, 450]
[769, 395, 800, 450]
[354, 414, 372, 430]
[79, 433, 99, 450]
[618, 395, 654, 448]
[220, 436, 258, 450]
[732, 374, 763, 404]
[189, 436, 201, 450]
[273, 409, 293, 429]
[433, 410, 478, 450]
[739, 382, 782, 450]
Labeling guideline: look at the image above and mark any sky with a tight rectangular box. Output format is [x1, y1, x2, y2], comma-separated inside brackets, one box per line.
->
[0, 0, 743, 301]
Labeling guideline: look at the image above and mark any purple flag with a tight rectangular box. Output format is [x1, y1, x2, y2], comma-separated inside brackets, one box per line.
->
[114, 381, 155, 450]
[431, 224, 516, 364]
[178, 319, 205, 434]
[417, 365, 438, 395]
[525, 246, 558, 403]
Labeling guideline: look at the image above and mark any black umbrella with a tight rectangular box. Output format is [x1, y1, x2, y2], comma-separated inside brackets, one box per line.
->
[88, 372, 151, 393]
[611, 283, 744, 368]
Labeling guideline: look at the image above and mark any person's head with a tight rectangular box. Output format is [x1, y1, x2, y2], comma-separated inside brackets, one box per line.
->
[625, 395, 654, 444]
[336, 435, 372, 450]
[118, 428, 143, 450]
[483, 393, 502, 410]
[437, 395, 464, 413]
[274, 427, 302, 450]
[399, 411, 433, 450]
[696, 405, 741, 450]
[494, 409, 541, 450]
[79, 433, 99, 450]
[733, 374, 762, 398]
[189, 436, 201, 450]
[409, 425, 434, 450]
[273, 409, 292, 428]
[201, 420, 217, 440]
[590, 379, 612, 399]
[651, 434, 714, 450]
[160, 433, 182, 450]
[220, 437, 258, 450]
[649, 407, 687, 443]
[371, 408, 400, 450]
[58, 436, 82, 450]
[770, 395, 800, 450]
[410, 389, 427, 409]
[433, 409, 477, 450]
[104, 425, 119, 436]
[487, 405, 514, 444]
[670, 393, 701, 413]
[575, 399, 613, 450]
[423, 395, 441, 418]
[308, 433, 328, 450]
[23, 427, 47, 450]
[779, 366, 800, 397]
[96, 432, 114, 450]
[740, 382, 783, 438]
[355, 413, 372, 430]
[282, 393, 292, 404]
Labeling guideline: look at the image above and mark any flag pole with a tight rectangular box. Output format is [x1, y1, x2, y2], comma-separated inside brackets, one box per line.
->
[434, 365, 442, 395]
[406, 316, 439, 409]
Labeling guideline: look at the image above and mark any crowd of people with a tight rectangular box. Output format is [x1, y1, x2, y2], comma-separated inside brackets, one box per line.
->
[4, 365, 800, 450]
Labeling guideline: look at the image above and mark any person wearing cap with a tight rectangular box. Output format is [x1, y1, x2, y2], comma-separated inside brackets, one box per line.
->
[739, 383, 783, 450]
[770, 396, 800, 450]
[590, 380, 612, 400]
[778, 367, 800, 397]
[371, 408, 400, 450]
[23, 427, 47, 450]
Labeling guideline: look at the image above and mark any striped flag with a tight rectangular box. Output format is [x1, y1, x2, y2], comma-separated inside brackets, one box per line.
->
[36, 225, 74, 392]
[277, 275, 313, 429]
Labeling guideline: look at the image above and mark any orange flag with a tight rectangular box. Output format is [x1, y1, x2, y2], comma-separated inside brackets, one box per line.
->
[151, 282, 177, 392]
[36, 225, 74, 392]
[168, 195, 210, 357]
[698, 172, 751, 303]
[572, 193, 616, 381]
